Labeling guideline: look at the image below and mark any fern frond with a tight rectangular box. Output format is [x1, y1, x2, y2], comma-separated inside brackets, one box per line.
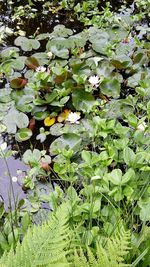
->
[87, 246, 98, 266]
[73, 226, 131, 267]
[0, 203, 71, 267]
[107, 226, 131, 267]
[74, 248, 89, 267]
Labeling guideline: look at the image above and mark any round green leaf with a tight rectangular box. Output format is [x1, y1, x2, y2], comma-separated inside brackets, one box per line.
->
[15, 128, 32, 142]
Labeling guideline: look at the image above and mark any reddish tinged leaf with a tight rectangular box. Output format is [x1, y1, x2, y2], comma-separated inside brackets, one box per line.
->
[10, 78, 28, 89]
[25, 56, 39, 70]
[28, 118, 36, 131]
[54, 74, 66, 84]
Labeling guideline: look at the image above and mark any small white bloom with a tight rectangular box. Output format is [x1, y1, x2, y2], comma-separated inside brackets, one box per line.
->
[36, 66, 46, 72]
[47, 51, 53, 58]
[137, 122, 147, 131]
[66, 112, 81, 124]
[12, 176, 18, 183]
[0, 142, 7, 151]
[89, 75, 100, 87]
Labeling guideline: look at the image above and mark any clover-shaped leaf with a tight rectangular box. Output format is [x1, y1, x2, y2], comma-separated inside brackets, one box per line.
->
[14, 36, 40, 51]
[3, 108, 29, 134]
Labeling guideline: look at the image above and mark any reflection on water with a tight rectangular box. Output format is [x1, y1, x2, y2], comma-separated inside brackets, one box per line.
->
[0, 156, 27, 209]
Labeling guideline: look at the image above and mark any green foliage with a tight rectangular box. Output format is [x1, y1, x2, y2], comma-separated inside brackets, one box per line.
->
[1, 0, 150, 266]
[74, 227, 131, 267]
[0, 203, 70, 267]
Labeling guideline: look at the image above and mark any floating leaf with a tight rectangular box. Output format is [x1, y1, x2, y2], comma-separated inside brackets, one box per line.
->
[3, 108, 29, 134]
[50, 133, 81, 155]
[50, 46, 69, 59]
[10, 78, 28, 89]
[72, 90, 97, 113]
[100, 78, 120, 98]
[1, 47, 19, 58]
[14, 36, 40, 51]
[44, 117, 56, 127]
[23, 149, 41, 164]
[49, 123, 64, 136]
[25, 57, 39, 70]
[15, 128, 32, 142]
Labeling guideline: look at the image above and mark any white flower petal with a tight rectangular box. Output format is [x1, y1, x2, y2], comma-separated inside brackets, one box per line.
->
[12, 176, 18, 183]
[36, 66, 46, 72]
[66, 112, 81, 124]
[89, 75, 100, 86]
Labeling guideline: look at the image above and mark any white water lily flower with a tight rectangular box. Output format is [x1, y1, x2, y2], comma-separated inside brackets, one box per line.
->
[12, 176, 18, 183]
[137, 121, 147, 131]
[36, 66, 46, 72]
[89, 75, 100, 87]
[0, 142, 7, 151]
[66, 112, 81, 124]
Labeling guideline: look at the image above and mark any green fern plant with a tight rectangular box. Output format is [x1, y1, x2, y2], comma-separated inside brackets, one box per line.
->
[74, 227, 131, 267]
[0, 203, 71, 267]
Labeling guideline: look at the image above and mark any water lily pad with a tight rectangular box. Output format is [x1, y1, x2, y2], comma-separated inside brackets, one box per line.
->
[50, 25, 73, 38]
[32, 52, 49, 65]
[1, 47, 19, 58]
[111, 55, 132, 69]
[14, 36, 40, 51]
[3, 108, 29, 134]
[10, 78, 28, 89]
[72, 90, 97, 113]
[25, 57, 39, 70]
[15, 128, 32, 142]
[11, 56, 26, 70]
[50, 133, 81, 155]
[100, 78, 120, 98]
[50, 123, 64, 136]
[50, 46, 69, 59]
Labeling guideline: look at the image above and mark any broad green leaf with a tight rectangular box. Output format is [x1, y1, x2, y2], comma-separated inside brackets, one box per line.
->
[139, 201, 150, 221]
[122, 168, 135, 184]
[100, 78, 120, 98]
[72, 90, 97, 113]
[108, 169, 122, 185]
[81, 150, 91, 163]
[123, 147, 135, 166]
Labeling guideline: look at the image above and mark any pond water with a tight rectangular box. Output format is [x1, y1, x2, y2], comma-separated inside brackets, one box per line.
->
[0, 156, 27, 209]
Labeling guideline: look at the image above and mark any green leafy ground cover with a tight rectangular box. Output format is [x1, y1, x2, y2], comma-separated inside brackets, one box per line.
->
[0, 0, 150, 266]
